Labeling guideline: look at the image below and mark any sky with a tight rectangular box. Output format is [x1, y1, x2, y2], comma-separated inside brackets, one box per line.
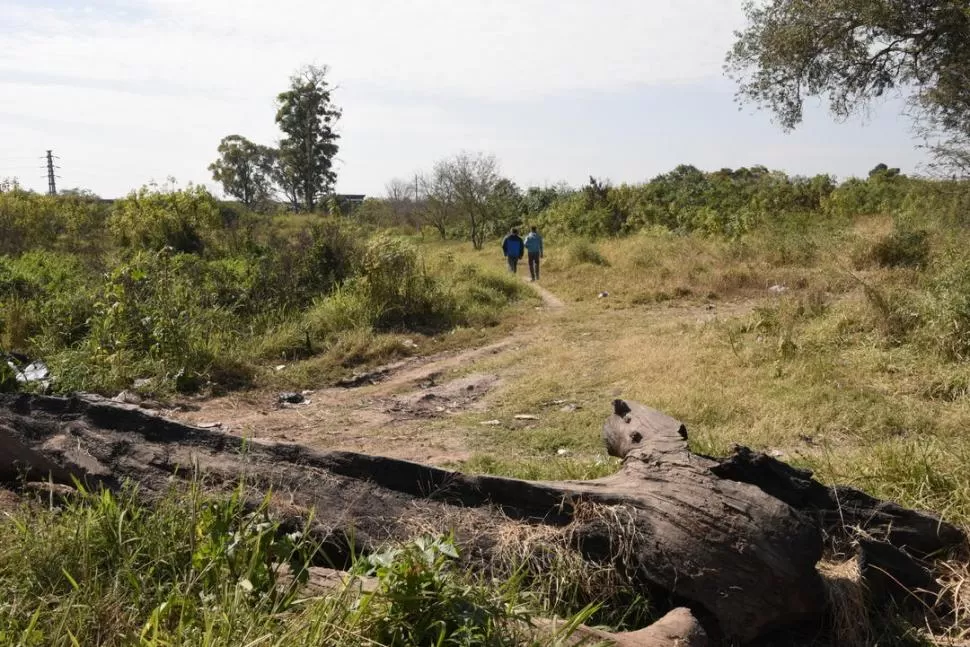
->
[0, 0, 931, 198]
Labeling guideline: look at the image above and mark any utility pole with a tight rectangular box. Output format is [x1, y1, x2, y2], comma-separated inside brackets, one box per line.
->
[414, 173, 419, 202]
[46, 150, 57, 195]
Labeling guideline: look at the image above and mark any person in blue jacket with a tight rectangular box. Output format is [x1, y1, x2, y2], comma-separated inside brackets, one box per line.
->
[524, 226, 544, 281]
[501, 228, 524, 274]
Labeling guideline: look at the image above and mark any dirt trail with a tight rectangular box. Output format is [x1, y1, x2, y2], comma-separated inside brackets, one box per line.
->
[172, 339, 517, 465]
[173, 283, 758, 465]
[527, 279, 565, 309]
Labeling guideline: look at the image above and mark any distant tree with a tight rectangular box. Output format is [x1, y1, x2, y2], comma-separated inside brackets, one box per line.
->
[0, 177, 21, 193]
[208, 135, 276, 210]
[433, 153, 501, 249]
[271, 154, 301, 212]
[420, 170, 457, 239]
[727, 0, 970, 175]
[275, 65, 342, 211]
[385, 177, 421, 228]
[58, 187, 100, 199]
[583, 176, 626, 234]
[869, 163, 901, 179]
[523, 184, 571, 216]
[488, 178, 524, 236]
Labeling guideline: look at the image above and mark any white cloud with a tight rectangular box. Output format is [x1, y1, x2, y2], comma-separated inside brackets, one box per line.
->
[0, 1, 926, 196]
[1, 0, 746, 98]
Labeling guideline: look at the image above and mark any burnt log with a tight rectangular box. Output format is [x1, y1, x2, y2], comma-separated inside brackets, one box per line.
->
[857, 539, 942, 610]
[711, 446, 963, 557]
[0, 393, 961, 644]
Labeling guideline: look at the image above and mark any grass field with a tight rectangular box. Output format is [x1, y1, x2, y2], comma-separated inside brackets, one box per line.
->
[5, 189, 970, 644]
[419, 221, 970, 529]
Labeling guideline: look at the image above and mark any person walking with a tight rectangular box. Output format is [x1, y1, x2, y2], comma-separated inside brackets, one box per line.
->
[501, 228, 524, 274]
[524, 226, 543, 281]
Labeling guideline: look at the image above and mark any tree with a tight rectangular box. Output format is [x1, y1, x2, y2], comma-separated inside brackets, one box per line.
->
[727, 0, 970, 174]
[869, 162, 901, 179]
[419, 170, 457, 239]
[523, 184, 571, 216]
[271, 155, 301, 212]
[488, 178, 524, 236]
[208, 135, 276, 210]
[385, 178, 422, 229]
[58, 187, 100, 199]
[433, 153, 501, 249]
[275, 65, 341, 211]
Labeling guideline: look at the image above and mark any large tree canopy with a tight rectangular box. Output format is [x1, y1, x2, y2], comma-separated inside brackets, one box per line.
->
[727, 0, 970, 173]
[208, 135, 276, 210]
[430, 153, 501, 250]
[275, 65, 342, 212]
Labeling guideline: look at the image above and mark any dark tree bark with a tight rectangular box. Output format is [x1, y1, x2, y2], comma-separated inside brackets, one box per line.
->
[0, 394, 962, 644]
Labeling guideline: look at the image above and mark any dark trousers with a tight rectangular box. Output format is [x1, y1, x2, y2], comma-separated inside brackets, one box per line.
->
[528, 252, 541, 280]
[507, 256, 519, 273]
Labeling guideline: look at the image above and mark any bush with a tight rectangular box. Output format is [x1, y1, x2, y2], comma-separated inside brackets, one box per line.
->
[922, 254, 970, 360]
[357, 235, 456, 332]
[869, 227, 930, 268]
[0, 252, 98, 354]
[45, 250, 248, 393]
[109, 185, 222, 254]
[567, 241, 610, 267]
[0, 484, 313, 646]
[356, 536, 531, 646]
[0, 190, 109, 255]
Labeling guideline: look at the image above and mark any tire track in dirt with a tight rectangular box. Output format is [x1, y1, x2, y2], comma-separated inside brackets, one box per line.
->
[171, 336, 525, 465]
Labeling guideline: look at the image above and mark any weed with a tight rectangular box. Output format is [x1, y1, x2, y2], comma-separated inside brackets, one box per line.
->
[869, 227, 930, 269]
[0, 485, 596, 646]
[567, 241, 610, 267]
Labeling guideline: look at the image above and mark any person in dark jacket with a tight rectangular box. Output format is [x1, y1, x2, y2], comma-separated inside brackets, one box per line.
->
[501, 228, 524, 273]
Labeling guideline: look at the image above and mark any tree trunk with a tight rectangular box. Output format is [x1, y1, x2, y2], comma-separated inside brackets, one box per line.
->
[0, 394, 961, 644]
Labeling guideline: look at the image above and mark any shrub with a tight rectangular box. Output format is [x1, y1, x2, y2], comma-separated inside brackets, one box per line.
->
[0, 484, 314, 646]
[0, 190, 109, 255]
[356, 536, 530, 646]
[109, 185, 222, 254]
[45, 250, 248, 393]
[357, 235, 456, 332]
[869, 227, 930, 268]
[0, 252, 98, 354]
[922, 254, 970, 360]
[567, 241, 610, 267]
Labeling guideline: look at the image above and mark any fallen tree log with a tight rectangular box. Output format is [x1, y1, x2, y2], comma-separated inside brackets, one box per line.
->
[0, 393, 962, 644]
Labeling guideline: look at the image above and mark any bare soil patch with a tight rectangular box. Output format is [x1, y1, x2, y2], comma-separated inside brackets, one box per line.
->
[171, 341, 514, 465]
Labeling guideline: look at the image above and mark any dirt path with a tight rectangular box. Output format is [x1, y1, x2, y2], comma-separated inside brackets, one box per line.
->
[172, 338, 518, 464]
[527, 279, 565, 309]
[172, 284, 759, 466]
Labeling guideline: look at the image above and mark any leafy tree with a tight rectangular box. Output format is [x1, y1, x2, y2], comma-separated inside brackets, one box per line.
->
[523, 184, 572, 216]
[271, 155, 302, 212]
[488, 178, 524, 236]
[275, 65, 342, 211]
[584, 176, 626, 234]
[432, 153, 501, 249]
[869, 162, 902, 179]
[419, 169, 457, 239]
[208, 135, 277, 210]
[727, 0, 970, 174]
[58, 187, 100, 199]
